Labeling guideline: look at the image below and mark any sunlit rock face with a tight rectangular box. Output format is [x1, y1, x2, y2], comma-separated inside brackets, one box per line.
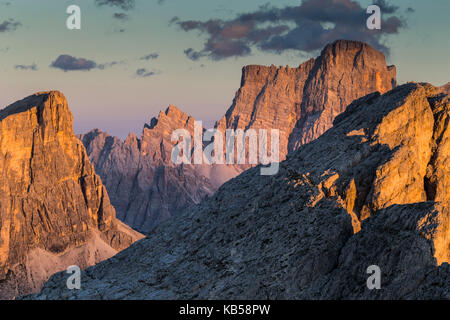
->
[0, 91, 143, 299]
[83, 40, 397, 233]
[32, 83, 449, 300]
[217, 40, 397, 160]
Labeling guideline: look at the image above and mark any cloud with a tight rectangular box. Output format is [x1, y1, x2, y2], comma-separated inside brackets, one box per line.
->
[95, 0, 135, 11]
[373, 0, 399, 14]
[14, 63, 38, 71]
[172, 0, 409, 60]
[140, 53, 159, 61]
[50, 54, 127, 71]
[135, 68, 159, 77]
[184, 48, 206, 61]
[0, 19, 21, 33]
[113, 12, 129, 20]
[50, 55, 97, 71]
[97, 60, 125, 69]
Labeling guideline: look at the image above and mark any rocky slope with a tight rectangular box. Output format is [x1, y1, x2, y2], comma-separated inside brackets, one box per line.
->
[0, 91, 143, 299]
[32, 83, 449, 299]
[79, 106, 240, 232]
[217, 40, 397, 159]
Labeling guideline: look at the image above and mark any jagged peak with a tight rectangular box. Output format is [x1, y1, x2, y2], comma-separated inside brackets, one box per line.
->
[145, 104, 194, 131]
[1, 90, 68, 122]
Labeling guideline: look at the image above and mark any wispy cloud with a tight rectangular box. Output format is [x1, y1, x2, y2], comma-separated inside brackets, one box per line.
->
[95, 0, 135, 11]
[14, 63, 38, 71]
[113, 12, 129, 20]
[0, 19, 21, 33]
[97, 60, 126, 69]
[135, 68, 160, 78]
[172, 0, 410, 60]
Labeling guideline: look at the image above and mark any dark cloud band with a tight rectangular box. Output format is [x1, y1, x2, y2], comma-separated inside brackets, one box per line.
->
[172, 0, 408, 60]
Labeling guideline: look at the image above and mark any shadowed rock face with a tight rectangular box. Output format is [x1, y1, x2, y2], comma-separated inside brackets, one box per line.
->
[216, 40, 397, 160]
[79, 106, 240, 232]
[0, 92, 143, 299]
[31, 83, 449, 300]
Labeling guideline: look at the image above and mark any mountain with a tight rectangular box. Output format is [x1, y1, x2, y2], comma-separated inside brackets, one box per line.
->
[32, 83, 449, 299]
[81, 40, 397, 232]
[216, 40, 397, 159]
[79, 106, 240, 232]
[0, 91, 143, 299]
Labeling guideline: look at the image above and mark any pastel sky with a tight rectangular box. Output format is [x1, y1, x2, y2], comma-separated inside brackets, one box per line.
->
[0, 0, 449, 139]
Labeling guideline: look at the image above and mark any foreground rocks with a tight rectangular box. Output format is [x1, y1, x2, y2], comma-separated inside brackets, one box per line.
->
[31, 83, 449, 299]
[0, 92, 143, 299]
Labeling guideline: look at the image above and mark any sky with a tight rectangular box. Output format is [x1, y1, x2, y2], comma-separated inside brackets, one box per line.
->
[0, 0, 449, 139]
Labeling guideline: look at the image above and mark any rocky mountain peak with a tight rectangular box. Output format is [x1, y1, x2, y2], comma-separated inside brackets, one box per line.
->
[33, 83, 449, 300]
[0, 91, 142, 299]
[217, 40, 397, 161]
[78, 105, 219, 232]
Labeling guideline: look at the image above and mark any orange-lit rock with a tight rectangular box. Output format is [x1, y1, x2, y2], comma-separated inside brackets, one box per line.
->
[0, 92, 143, 299]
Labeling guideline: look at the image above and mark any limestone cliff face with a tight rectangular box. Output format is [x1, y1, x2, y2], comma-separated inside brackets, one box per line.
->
[0, 92, 142, 299]
[79, 106, 240, 232]
[32, 83, 449, 300]
[217, 40, 397, 159]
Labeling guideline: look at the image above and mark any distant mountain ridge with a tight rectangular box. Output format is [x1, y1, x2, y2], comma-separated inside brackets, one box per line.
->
[81, 40, 397, 232]
[79, 106, 240, 232]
